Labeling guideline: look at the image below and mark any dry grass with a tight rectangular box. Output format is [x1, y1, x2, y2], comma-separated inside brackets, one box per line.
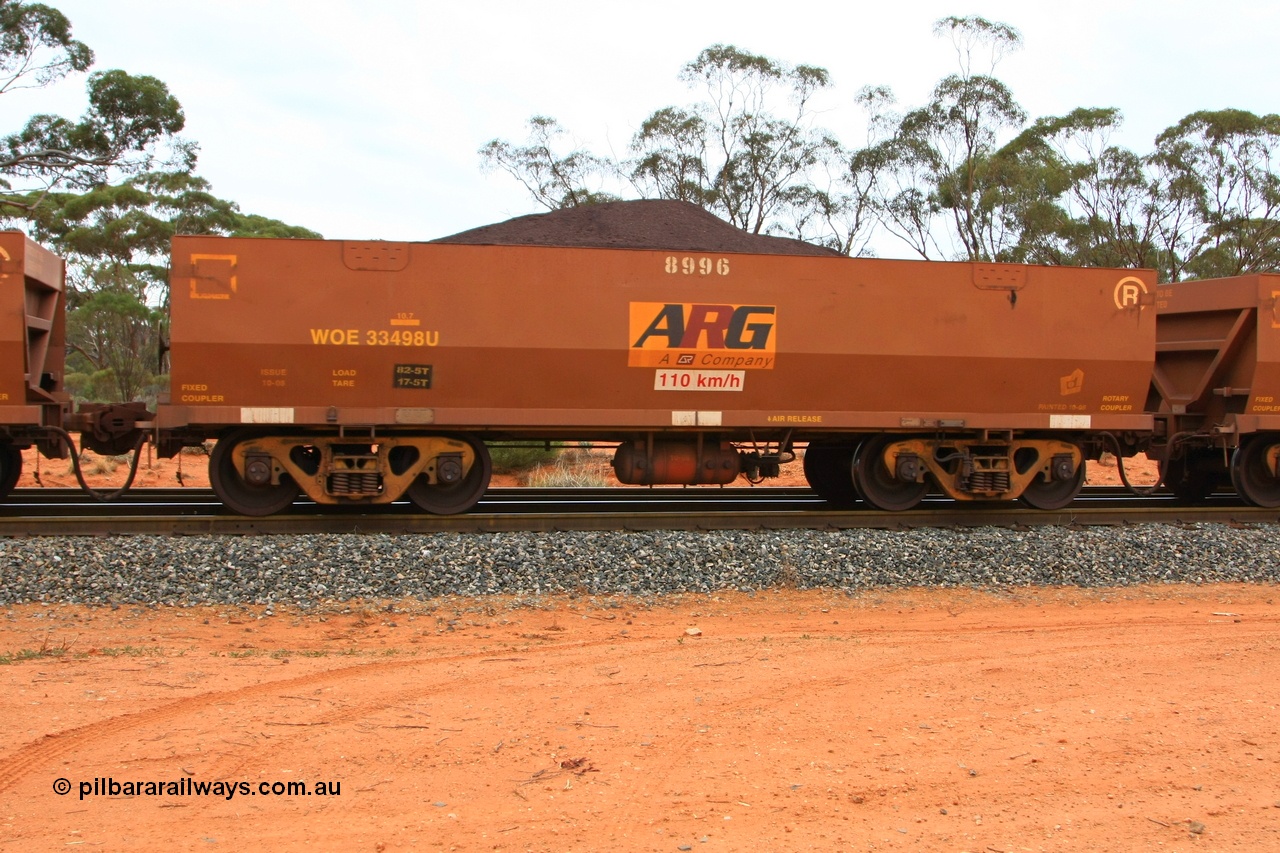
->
[523, 448, 613, 487]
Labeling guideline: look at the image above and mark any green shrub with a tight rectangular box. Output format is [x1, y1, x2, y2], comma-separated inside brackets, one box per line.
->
[489, 443, 562, 474]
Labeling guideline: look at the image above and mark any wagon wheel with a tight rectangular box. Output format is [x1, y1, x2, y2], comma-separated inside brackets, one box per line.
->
[1230, 435, 1280, 508]
[405, 438, 492, 515]
[853, 434, 926, 512]
[0, 444, 21, 500]
[209, 430, 299, 516]
[1159, 451, 1217, 504]
[1019, 454, 1086, 510]
[802, 441, 859, 505]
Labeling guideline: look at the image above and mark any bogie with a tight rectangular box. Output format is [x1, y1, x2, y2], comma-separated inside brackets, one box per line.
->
[207, 431, 492, 516]
[848, 433, 1086, 511]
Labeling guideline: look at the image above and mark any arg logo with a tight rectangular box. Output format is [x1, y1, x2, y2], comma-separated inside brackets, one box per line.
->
[629, 302, 777, 369]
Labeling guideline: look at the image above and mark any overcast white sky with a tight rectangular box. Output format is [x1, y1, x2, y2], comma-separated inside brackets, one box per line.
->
[14, 1, 1280, 255]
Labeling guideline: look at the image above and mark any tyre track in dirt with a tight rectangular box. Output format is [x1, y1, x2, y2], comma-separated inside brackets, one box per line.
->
[0, 629, 645, 795]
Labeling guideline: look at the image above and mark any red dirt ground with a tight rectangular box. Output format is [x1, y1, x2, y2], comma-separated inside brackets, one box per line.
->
[0, 586, 1277, 850]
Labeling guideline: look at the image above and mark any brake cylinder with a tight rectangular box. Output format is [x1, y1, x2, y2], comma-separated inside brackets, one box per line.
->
[612, 440, 741, 486]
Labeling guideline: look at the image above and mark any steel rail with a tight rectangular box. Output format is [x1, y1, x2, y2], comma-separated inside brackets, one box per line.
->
[0, 487, 1275, 536]
[0, 484, 1196, 507]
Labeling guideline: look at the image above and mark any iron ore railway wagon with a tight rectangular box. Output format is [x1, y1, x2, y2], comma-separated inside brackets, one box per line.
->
[4, 200, 1280, 515]
[0, 231, 150, 500]
[0, 231, 68, 497]
[1149, 273, 1280, 506]
[153, 231, 1157, 515]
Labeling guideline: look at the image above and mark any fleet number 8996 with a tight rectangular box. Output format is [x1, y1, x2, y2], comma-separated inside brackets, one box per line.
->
[665, 256, 730, 276]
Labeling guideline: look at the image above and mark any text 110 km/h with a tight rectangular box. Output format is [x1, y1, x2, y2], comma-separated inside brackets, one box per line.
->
[654, 370, 745, 391]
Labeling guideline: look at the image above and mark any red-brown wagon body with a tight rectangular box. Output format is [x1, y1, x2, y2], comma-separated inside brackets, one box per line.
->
[1152, 273, 1280, 505]
[0, 232, 68, 496]
[158, 236, 1158, 513]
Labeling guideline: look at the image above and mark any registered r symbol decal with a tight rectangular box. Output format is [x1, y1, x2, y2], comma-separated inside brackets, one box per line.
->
[1113, 276, 1148, 310]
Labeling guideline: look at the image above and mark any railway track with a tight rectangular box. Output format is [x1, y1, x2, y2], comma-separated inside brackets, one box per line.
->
[0, 486, 1275, 536]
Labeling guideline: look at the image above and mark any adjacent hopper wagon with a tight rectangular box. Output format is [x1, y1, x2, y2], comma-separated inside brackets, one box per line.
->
[0, 231, 68, 499]
[1151, 273, 1280, 506]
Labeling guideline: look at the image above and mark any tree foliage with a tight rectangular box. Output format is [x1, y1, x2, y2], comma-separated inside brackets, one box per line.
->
[0, 2, 319, 404]
[484, 45, 876, 254]
[0, 1, 192, 214]
[629, 44, 841, 240]
[63, 266, 165, 404]
[478, 115, 619, 210]
[864, 16, 1026, 260]
[0, 0, 91, 92]
[1150, 109, 1280, 280]
[993, 107, 1157, 268]
[479, 21, 1280, 280]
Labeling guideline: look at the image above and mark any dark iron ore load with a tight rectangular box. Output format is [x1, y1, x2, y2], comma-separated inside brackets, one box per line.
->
[432, 199, 839, 256]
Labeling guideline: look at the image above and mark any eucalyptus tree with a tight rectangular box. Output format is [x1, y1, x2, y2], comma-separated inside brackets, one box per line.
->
[481, 45, 867, 252]
[1150, 109, 1280, 280]
[628, 44, 850, 247]
[868, 16, 1026, 260]
[478, 115, 619, 210]
[992, 107, 1160, 269]
[0, 1, 191, 215]
[0, 2, 321, 404]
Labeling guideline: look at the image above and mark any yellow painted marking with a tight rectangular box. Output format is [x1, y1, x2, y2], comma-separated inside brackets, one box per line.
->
[766, 414, 823, 423]
[1113, 276, 1148, 310]
[189, 254, 238, 300]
